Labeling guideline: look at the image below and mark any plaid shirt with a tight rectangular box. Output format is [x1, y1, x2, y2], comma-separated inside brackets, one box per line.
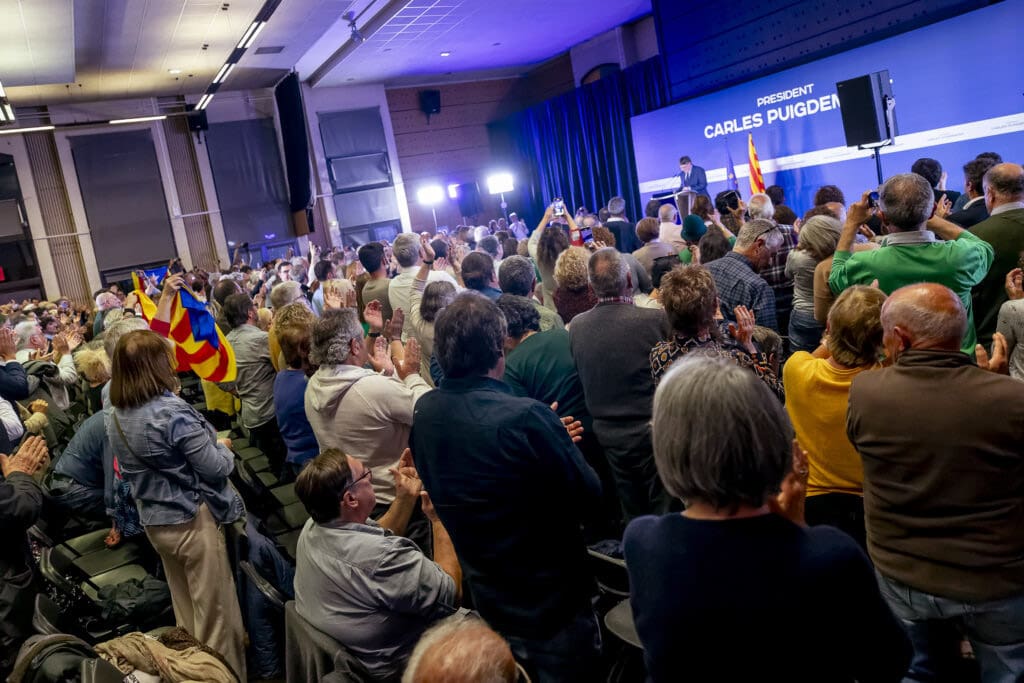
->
[761, 224, 796, 292]
[705, 252, 778, 332]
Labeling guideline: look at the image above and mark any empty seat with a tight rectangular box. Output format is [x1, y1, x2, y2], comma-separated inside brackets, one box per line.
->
[271, 483, 299, 507]
[279, 502, 310, 530]
[237, 446, 264, 461]
[73, 543, 143, 577]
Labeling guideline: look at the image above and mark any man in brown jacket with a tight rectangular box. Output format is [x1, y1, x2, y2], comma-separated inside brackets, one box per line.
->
[847, 282, 1024, 682]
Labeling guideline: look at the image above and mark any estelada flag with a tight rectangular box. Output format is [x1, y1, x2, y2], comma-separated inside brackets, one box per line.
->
[748, 133, 766, 195]
[132, 273, 237, 382]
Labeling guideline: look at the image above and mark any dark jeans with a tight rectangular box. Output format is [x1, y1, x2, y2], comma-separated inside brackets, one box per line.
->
[506, 607, 602, 683]
[789, 308, 825, 354]
[592, 418, 667, 522]
[249, 419, 287, 478]
[805, 492, 866, 551]
[876, 571, 1024, 683]
[47, 475, 107, 521]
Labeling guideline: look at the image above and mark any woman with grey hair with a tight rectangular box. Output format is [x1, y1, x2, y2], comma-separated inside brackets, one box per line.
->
[785, 215, 842, 352]
[623, 355, 911, 683]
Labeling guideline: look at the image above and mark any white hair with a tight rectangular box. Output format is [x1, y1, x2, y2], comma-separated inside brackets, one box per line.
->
[14, 321, 40, 350]
[747, 193, 775, 220]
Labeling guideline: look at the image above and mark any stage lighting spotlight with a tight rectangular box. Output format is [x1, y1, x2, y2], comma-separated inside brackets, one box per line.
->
[486, 173, 514, 195]
[417, 185, 444, 205]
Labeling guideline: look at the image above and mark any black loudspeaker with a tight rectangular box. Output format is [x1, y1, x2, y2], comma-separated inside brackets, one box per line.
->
[456, 182, 483, 217]
[187, 110, 209, 132]
[419, 90, 441, 120]
[835, 71, 897, 147]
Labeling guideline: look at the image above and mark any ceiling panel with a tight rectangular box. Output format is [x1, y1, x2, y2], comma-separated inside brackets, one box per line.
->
[0, 0, 75, 87]
[308, 0, 651, 87]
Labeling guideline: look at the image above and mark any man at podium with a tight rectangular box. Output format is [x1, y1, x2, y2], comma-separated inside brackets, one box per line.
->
[677, 156, 710, 198]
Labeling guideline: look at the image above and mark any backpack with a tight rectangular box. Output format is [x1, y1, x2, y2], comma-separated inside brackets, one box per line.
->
[7, 633, 97, 683]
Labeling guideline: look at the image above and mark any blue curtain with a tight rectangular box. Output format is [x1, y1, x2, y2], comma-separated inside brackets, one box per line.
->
[489, 56, 671, 225]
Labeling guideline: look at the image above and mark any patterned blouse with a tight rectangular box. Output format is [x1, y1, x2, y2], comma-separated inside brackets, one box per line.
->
[650, 327, 785, 401]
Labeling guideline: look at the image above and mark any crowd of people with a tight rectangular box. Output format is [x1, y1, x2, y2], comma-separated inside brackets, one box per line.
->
[1, 153, 1023, 682]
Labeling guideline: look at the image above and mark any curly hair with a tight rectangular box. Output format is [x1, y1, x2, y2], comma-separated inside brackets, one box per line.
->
[659, 265, 719, 337]
[309, 308, 362, 366]
[554, 246, 591, 292]
[591, 226, 616, 249]
[537, 226, 570, 271]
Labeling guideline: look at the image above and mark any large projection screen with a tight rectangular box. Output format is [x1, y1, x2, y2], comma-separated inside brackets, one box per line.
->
[630, 0, 1024, 214]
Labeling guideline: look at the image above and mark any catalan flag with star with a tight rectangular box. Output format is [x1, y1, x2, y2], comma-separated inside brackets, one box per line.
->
[748, 133, 766, 195]
[132, 273, 237, 382]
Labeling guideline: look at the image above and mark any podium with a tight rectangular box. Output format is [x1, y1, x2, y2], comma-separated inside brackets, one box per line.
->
[651, 189, 697, 217]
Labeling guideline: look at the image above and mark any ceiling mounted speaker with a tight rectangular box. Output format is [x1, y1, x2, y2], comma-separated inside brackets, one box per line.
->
[419, 89, 441, 122]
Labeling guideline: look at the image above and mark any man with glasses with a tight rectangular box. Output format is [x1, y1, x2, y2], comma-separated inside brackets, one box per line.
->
[293, 447, 462, 680]
[704, 218, 783, 332]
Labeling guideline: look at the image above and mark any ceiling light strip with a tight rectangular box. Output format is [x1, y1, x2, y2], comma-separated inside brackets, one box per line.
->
[196, 94, 215, 111]
[236, 21, 262, 49]
[109, 115, 168, 125]
[240, 22, 265, 49]
[0, 125, 56, 135]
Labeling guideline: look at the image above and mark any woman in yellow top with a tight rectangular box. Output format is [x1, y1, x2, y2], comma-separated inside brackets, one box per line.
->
[782, 285, 886, 549]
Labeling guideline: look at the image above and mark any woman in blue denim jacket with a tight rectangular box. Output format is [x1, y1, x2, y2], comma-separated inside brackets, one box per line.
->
[107, 329, 246, 681]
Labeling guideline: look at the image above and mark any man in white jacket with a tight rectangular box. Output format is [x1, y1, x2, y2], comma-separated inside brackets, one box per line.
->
[304, 307, 428, 511]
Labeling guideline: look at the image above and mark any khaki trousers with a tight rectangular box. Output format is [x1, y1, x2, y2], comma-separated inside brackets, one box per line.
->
[145, 504, 246, 681]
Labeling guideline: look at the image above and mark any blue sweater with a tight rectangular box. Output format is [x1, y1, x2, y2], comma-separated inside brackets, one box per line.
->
[273, 369, 319, 466]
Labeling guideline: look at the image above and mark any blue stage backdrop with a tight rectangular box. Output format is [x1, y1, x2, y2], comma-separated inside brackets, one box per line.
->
[631, 0, 1024, 215]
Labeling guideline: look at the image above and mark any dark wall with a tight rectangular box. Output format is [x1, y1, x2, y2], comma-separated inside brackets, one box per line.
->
[654, 0, 995, 103]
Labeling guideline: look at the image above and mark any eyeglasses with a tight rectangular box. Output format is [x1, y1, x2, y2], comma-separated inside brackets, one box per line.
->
[344, 467, 372, 492]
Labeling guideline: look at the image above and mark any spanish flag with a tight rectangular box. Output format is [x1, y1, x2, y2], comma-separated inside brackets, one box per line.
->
[748, 133, 766, 195]
[132, 274, 237, 382]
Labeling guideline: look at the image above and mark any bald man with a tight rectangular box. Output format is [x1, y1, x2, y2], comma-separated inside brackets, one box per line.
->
[847, 283, 1024, 683]
[969, 162, 1024, 348]
[402, 616, 518, 683]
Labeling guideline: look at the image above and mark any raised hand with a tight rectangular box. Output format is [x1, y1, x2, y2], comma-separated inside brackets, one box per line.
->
[934, 194, 953, 219]
[1005, 268, 1024, 301]
[846, 190, 876, 228]
[323, 281, 343, 311]
[727, 305, 757, 354]
[397, 337, 421, 379]
[0, 327, 17, 360]
[420, 490, 439, 522]
[386, 308, 405, 342]
[368, 335, 395, 375]
[66, 332, 83, 352]
[976, 332, 1009, 374]
[419, 233, 436, 263]
[770, 440, 809, 526]
[0, 435, 49, 477]
[51, 332, 70, 356]
[363, 299, 384, 332]
[390, 448, 423, 500]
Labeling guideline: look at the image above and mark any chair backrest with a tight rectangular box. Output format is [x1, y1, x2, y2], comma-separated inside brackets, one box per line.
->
[284, 601, 368, 683]
[80, 657, 127, 683]
[586, 548, 630, 599]
[241, 560, 286, 610]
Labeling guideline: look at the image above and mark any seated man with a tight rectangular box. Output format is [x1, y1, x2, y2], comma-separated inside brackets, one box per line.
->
[47, 410, 114, 521]
[293, 448, 461, 681]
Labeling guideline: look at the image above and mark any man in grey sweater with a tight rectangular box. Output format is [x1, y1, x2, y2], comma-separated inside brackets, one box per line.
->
[569, 248, 670, 523]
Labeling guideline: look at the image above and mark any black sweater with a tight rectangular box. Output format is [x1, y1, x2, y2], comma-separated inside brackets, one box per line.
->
[624, 513, 911, 682]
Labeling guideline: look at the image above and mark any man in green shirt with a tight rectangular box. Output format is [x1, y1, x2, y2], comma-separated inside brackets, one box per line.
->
[829, 174, 994, 356]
